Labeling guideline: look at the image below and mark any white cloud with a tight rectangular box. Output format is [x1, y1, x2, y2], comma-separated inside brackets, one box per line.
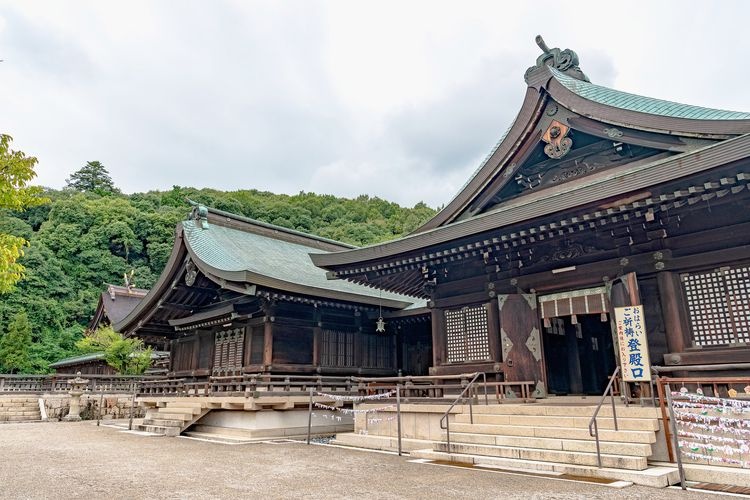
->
[1, 0, 749, 208]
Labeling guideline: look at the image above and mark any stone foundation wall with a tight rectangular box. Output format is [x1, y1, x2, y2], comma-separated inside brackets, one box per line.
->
[42, 393, 144, 421]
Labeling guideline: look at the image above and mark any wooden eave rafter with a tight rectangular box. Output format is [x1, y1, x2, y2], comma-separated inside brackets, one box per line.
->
[327, 170, 750, 297]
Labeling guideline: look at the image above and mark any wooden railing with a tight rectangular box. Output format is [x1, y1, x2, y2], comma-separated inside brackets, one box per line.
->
[0, 374, 162, 394]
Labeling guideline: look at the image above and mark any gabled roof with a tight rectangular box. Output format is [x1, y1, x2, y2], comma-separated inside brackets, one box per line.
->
[311, 37, 750, 289]
[311, 133, 750, 274]
[87, 284, 148, 332]
[114, 205, 422, 336]
[180, 213, 416, 308]
[414, 37, 750, 232]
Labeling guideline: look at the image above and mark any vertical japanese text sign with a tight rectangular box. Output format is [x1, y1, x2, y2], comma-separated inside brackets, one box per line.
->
[615, 305, 651, 382]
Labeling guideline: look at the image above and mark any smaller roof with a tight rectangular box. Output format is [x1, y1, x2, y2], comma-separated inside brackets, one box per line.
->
[49, 352, 105, 368]
[183, 215, 420, 308]
[49, 350, 169, 368]
[88, 284, 149, 332]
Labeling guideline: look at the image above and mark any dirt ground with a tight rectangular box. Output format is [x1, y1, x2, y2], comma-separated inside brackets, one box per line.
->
[0, 421, 710, 499]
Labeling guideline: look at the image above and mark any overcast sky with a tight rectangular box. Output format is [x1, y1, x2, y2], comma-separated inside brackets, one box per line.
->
[1, 1, 749, 208]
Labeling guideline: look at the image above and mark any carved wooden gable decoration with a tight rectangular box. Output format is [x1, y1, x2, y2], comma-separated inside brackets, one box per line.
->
[414, 35, 745, 232]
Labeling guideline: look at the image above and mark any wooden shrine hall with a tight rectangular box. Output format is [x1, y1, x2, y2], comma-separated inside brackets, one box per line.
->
[312, 36, 750, 397]
[114, 204, 431, 380]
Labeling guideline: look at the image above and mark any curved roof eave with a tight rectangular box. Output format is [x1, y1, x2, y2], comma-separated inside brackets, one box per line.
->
[311, 132, 750, 270]
[546, 69, 750, 138]
[182, 237, 413, 310]
[113, 225, 188, 335]
[415, 87, 548, 232]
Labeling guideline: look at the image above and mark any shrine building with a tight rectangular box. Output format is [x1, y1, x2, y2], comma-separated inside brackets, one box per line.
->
[114, 205, 430, 380]
[311, 36, 750, 397]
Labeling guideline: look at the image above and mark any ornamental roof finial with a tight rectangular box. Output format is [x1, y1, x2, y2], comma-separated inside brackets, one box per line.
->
[525, 35, 590, 83]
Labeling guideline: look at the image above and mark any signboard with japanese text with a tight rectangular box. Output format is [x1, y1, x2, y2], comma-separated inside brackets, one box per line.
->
[615, 305, 651, 382]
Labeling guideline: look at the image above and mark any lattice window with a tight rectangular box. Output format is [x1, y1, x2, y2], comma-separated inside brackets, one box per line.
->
[213, 328, 245, 374]
[682, 265, 750, 347]
[321, 330, 355, 367]
[362, 334, 392, 368]
[445, 305, 490, 363]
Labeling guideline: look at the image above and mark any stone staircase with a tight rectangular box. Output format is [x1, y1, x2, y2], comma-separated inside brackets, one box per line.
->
[0, 397, 42, 422]
[409, 403, 678, 487]
[137, 401, 209, 436]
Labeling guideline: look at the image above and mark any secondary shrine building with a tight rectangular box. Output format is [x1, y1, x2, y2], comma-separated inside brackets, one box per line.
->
[114, 205, 430, 380]
[312, 37, 750, 397]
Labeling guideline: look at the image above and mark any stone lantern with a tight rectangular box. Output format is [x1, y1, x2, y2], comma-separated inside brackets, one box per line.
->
[64, 372, 89, 422]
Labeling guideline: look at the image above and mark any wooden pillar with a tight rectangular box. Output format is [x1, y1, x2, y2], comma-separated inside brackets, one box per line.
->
[430, 307, 445, 367]
[486, 300, 501, 362]
[354, 310, 363, 368]
[312, 309, 322, 366]
[263, 319, 274, 367]
[657, 271, 691, 353]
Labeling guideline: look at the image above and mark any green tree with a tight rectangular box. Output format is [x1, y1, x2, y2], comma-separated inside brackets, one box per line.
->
[76, 326, 151, 375]
[0, 310, 32, 373]
[0, 134, 47, 293]
[65, 161, 119, 196]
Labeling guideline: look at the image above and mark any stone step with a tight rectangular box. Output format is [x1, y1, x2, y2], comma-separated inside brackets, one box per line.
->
[410, 449, 679, 488]
[450, 422, 657, 444]
[137, 424, 180, 437]
[160, 406, 204, 415]
[433, 442, 648, 470]
[182, 431, 256, 444]
[0, 398, 38, 404]
[445, 431, 652, 456]
[454, 413, 659, 431]
[0, 415, 41, 421]
[142, 418, 184, 427]
[468, 404, 660, 419]
[148, 412, 193, 421]
[0, 410, 41, 416]
[165, 401, 205, 409]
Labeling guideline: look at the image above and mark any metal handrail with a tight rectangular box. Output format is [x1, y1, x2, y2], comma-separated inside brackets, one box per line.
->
[588, 366, 621, 468]
[439, 372, 488, 453]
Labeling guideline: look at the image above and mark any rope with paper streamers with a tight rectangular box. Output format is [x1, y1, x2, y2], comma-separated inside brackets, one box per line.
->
[671, 390, 750, 469]
[315, 390, 396, 402]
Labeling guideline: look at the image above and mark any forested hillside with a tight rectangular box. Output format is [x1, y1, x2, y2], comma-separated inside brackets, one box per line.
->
[0, 168, 436, 373]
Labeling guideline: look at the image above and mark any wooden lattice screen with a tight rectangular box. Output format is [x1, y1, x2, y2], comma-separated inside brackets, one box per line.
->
[321, 330, 355, 367]
[213, 327, 245, 373]
[362, 334, 392, 368]
[682, 265, 750, 347]
[445, 305, 490, 363]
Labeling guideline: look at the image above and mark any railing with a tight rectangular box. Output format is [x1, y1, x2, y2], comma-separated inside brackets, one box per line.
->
[439, 372, 488, 453]
[655, 374, 750, 464]
[588, 366, 621, 468]
[0, 374, 162, 394]
[211, 374, 356, 397]
[353, 373, 532, 402]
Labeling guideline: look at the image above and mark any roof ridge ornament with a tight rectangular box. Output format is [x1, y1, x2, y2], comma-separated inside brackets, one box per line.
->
[525, 35, 590, 83]
[191, 204, 209, 229]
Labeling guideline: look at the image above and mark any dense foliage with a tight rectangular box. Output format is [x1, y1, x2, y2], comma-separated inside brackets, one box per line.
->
[0, 166, 436, 373]
[0, 134, 48, 292]
[77, 327, 152, 375]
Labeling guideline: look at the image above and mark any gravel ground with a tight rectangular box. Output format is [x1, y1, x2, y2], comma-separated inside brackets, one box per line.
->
[0, 421, 711, 499]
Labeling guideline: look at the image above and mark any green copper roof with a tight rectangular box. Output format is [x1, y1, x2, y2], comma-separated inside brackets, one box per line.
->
[182, 219, 421, 307]
[551, 67, 750, 120]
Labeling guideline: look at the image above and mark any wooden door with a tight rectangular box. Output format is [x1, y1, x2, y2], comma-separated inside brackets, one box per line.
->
[498, 294, 547, 397]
